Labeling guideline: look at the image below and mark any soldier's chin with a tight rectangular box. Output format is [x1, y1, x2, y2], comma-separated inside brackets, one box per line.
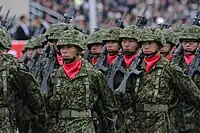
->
[108, 51, 118, 55]
[63, 58, 75, 64]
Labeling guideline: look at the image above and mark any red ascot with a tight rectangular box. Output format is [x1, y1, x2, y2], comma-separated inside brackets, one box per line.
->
[63, 59, 82, 79]
[91, 57, 98, 65]
[165, 54, 173, 61]
[124, 54, 137, 68]
[107, 54, 118, 65]
[184, 54, 195, 65]
[144, 54, 161, 73]
[57, 53, 63, 66]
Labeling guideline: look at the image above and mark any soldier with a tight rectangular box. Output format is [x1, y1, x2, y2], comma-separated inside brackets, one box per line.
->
[86, 29, 105, 65]
[21, 37, 36, 65]
[115, 27, 200, 133]
[95, 27, 122, 74]
[0, 29, 46, 133]
[46, 29, 118, 133]
[160, 30, 179, 61]
[172, 25, 200, 133]
[106, 25, 141, 90]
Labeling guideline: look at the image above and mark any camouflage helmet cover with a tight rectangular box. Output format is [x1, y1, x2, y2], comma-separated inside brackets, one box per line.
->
[179, 25, 200, 41]
[86, 29, 106, 47]
[120, 25, 140, 40]
[103, 27, 121, 42]
[138, 27, 166, 45]
[57, 29, 85, 50]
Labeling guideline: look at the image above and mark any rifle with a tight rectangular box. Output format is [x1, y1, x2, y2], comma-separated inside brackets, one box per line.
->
[185, 43, 200, 77]
[63, 4, 75, 24]
[41, 46, 57, 92]
[28, 50, 39, 73]
[136, 6, 148, 27]
[159, 11, 174, 29]
[1, 9, 10, 27]
[94, 45, 109, 73]
[172, 43, 183, 65]
[193, 11, 200, 26]
[116, 9, 127, 28]
[114, 50, 144, 94]
[21, 52, 29, 64]
[107, 53, 126, 90]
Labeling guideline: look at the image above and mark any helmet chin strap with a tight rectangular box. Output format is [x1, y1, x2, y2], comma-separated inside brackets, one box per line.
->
[144, 50, 159, 57]
[108, 50, 119, 56]
[63, 56, 76, 64]
[160, 51, 170, 57]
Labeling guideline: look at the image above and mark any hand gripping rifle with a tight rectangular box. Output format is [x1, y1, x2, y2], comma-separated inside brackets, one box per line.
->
[114, 50, 144, 94]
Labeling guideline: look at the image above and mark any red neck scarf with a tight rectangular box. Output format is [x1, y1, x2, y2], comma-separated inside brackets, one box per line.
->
[184, 54, 195, 65]
[165, 54, 173, 61]
[107, 54, 118, 65]
[124, 53, 137, 68]
[57, 53, 63, 66]
[91, 57, 98, 65]
[144, 54, 161, 73]
[63, 59, 82, 79]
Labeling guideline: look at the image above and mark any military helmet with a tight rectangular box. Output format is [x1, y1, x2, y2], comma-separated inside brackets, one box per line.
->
[103, 27, 121, 42]
[45, 23, 73, 40]
[34, 35, 46, 48]
[162, 29, 180, 46]
[138, 27, 166, 45]
[57, 29, 85, 51]
[24, 37, 37, 51]
[0, 27, 12, 50]
[120, 25, 140, 40]
[86, 29, 106, 49]
[179, 25, 200, 41]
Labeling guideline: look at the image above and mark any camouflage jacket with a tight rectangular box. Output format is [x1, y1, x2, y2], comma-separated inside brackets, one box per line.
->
[123, 56, 200, 133]
[0, 54, 46, 133]
[46, 58, 118, 133]
[173, 56, 200, 132]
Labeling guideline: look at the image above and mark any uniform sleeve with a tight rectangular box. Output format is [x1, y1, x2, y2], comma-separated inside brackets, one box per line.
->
[169, 64, 200, 110]
[93, 70, 118, 132]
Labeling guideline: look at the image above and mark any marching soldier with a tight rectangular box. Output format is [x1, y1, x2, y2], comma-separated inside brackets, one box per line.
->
[115, 27, 200, 133]
[46, 29, 118, 133]
[86, 29, 105, 65]
[172, 25, 200, 133]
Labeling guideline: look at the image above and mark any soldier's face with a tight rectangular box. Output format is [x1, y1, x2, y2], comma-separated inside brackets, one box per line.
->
[182, 40, 198, 53]
[90, 43, 103, 55]
[27, 48, 34, 59]
[60, 45, 79, 62]
[122, 38, 138, 52]
[37, 47, 43, 55]
[106, 41, 121, 55]
[160, 43, 173, 55]
[141, 42, 159, 55]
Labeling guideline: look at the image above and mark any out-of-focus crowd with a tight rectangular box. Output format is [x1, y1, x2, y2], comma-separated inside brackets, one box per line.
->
[2, 0, 200, 40]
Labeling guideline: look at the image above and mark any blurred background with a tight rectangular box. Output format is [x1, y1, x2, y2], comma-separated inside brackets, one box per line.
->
[0, 0, 200, 58]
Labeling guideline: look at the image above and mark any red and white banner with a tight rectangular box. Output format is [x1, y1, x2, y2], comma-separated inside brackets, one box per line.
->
[8, 40, 27, 59]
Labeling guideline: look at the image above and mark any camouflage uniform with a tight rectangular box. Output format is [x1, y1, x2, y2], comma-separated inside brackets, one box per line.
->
[46, 29, 118, 133]
[95, 27, 121, 75]
[106, 25, 141, 90]
[172, 25, 200, 133]
[0, 31, 46, 133]
[115, 27, 200, 133]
